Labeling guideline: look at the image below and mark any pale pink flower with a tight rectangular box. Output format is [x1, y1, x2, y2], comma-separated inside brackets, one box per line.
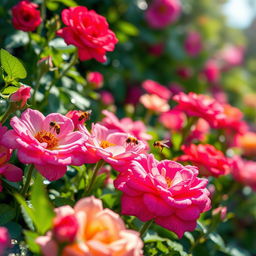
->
[100, 91, 114, 105]
[87, 71, 104, 89]
[101, 110, 152, 142]
[114, 154, 211, 238]
[173, 92, 226, 128]
[178, 144, 230, 177]
[145, 0, 181, 28]
[0, 227, 11, 255]
[142, 80, 172, 100]
[231, 156, 256, 191]
[140, 94, 170, 113]
[159, 109, 185, 131]
[202, 60, 220, 84]
[78, 123, 146, 169]
[37, 197, 143, 256]
[2, 109, 87, 181]
[184, 31, 202, 57]
[36, 234, 58, 256]
[10, 85, 31, 108]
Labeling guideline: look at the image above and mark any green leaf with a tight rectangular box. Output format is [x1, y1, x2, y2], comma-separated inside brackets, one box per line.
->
[0, 49, 27, 79]
[117, 21, 139, 36]
[24, 230, 40, 253]
[0, 204, 16, 225]
[30, 174, 55, 234]
[1, 85, 19, 96]
[51, 0, 78, 7]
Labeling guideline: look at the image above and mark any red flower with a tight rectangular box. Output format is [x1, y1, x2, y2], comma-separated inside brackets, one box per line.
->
[57, 6, 118, 63]
[11, 0, 41, 32]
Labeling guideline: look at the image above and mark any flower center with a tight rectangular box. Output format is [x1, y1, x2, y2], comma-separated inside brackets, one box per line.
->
[166, 177, 172, 188]
[100, 140, 116, 149]
[35, 130, 59, 150]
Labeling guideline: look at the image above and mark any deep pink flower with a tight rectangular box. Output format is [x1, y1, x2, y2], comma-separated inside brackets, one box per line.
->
[184, 31, 203, 57]
[142, 80, 172, 100]
[78, 123, 146, 168]
[140, 94, 170, 113]
[11, 0, 41, 32]
[145, 0, 181, 28]
[168, 82, 184, 95]
[202, 60, 220, 84]
[10, 85, 31, 108]
[101, 110, 152, 142]
[65, 110, 91, 130]
[159, 109, 186, 131]
[176, 67, 193, 80]
[57, 6, 118, 62]
[231, 156, 256, 191]
[87, 72, 104, 89]
[173, 92, 226, 128]
[2, 109, 87, 181]
[100, 91, 114, 105]
[114, 154, 211, 238]
[0, 227, 11, 255]
[125, 86, 144, 105]
[37, 197, 143, 256]
[148, 43, 165, 56]
[178, 144, 230, 177]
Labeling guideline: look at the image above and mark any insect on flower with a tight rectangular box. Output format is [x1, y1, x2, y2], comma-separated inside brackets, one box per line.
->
[78, 110, 92, 122]
[126, 136, 139, 145]
[49, 121, 61, 135]
[153, 140, 170, 152]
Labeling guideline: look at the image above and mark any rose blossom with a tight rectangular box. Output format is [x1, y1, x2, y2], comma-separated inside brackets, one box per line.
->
[66, 110, 91, 130]
[57, 6, 118, 62]
[0, 227, 11, 255]
[142, 80, 172, 100]
[101, 110, 152, 142]
[37, 197, 143, 256]
[114, 154, 211, 238]
[231, 156, 256, 191]
[184, 31, 203, 57]
[100, 91, 114, 105]
[159, 109, 186, 131]
[178, 144, 230, 177]
[140, 94, 170, 113]
[10, 85, 31, 108]
[145, 0, 181, 29]
[87, 72, 104, 89]
[11, 0, 42, 32]
[212, 206, 227, 221]
[2, 109, 87, 181]
[78, 123, 146, 169]
[202, 60, 220, 84]
[173, 92, 226, 128]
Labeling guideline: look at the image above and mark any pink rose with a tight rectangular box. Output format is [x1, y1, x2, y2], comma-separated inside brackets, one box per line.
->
[184, 31, 203, 57]
[2, 109, 87, 181]
[145, 0, 181, 28]
[159, 109, 186, 131]
[37, 197, 143, 256]
[0, 227, 11, 255]
[202, 60, 220, 84]
[179, 144, 230, 177]
[142, 80, 172, 100]
[10, 85, 31, 108]
[100, 91, 114, 105]
[140, 94, 170, 113]
[66, 110, 91, 130]
[57, 6, 118, 62]
[11, 0, 41, 32]
[212, 206, 227, 221]
[114, 154, 211, 238]
[87, 72, 104, 89]
[173, 92, 226, 128]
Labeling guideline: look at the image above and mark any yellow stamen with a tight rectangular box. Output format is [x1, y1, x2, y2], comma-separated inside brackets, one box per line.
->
[100, 140, 116, 149]
[166, 177, 172, 188]
[35, 130, 58, 150]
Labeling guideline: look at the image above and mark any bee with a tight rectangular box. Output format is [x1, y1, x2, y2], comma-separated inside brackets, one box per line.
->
[49, 121, 61, 135]
[153, 140, 170, 152]
[78, 110, 92, 122]
[126, 136, 139, 145]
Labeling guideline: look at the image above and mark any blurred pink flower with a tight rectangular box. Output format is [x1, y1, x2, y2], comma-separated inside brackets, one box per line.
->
[184, 31, 203, 57]
[237, 132, 256, 156]
[202, 60, 220, 84]
[78, 123, 146, 169]
[66, 110, 91, 130]
[114, 154, 211, 238]
[101, 110, 152, 142]
[0, 227, 11, 255]
[145, 0, 181, 28]
[10, 85, 31, 108]
[100, 91, 114, 105]
[159, 109, 186, 131]
[173, 92, 226, 128]
[87, 72, 104, 89]
[2, 109, 87, 181]
[186, 118, 210, 143]
[140, 94, 170, 113]
[176, 67, 193, 80]
[125, 86, 144, 105]
[179, 144, 230, 177]
[212, 206, 227, 221]
[168, 82, 184, 95]
[37, 197, 143, 256]
[231, 156, 256, 191]
[148, 43, 165, 56]
[142, 80, 172, 100]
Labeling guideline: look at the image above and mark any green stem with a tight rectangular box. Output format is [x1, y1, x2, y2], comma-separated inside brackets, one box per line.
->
[139, 219, 154, 237]
[85, 160, 104, 196]
[21, 165, 34, 197]
[31, 74, 42, 106]
[0, 105, 13, 124]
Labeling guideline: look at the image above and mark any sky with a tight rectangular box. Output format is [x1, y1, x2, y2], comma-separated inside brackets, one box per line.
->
[222, 0, 255, 29]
